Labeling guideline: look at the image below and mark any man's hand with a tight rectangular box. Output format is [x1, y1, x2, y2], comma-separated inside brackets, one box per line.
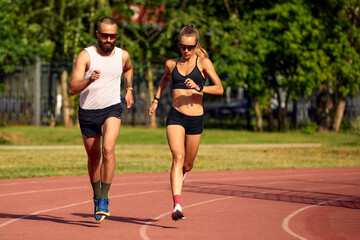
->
[125, 90, 134, 108]
[90, 70, 101, 82]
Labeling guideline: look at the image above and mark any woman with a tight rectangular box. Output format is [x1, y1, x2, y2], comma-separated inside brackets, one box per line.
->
[148, 24, 223, 221]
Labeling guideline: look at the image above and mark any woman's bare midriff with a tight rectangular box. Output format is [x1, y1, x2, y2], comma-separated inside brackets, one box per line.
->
[171, 89, 204, 116]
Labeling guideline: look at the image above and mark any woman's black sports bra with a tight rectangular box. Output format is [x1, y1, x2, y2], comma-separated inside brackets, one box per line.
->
[171, 57, 206, 89]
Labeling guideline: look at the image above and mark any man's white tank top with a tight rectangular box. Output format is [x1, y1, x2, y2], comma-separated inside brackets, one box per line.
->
[79, 46, 123, 109]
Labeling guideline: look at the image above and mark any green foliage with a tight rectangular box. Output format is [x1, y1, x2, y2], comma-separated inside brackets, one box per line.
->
[314, 0, 360, 98]
[1, 0, 359, 132]
[299, 122, 319, 134]
[350, 116, 360, 135]
[0, 0, 44, 72]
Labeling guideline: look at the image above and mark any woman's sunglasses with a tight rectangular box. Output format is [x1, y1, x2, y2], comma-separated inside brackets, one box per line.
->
[98, 32, 118, 40]
[178, 43, 197, 51]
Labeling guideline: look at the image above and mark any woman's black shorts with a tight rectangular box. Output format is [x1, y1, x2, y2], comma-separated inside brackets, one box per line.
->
[166, 107, 204, 135]
[78, 103, 122, 137]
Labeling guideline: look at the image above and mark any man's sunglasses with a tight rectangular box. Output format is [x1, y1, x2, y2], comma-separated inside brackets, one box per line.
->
[98, 32, 118, 40]
[178, 43, 197, 51]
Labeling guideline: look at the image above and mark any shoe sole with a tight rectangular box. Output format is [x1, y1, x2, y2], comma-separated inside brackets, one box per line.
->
[95, 215, 106, 221]
[96, 211, 110, 217]
[172, 210, 185, 221]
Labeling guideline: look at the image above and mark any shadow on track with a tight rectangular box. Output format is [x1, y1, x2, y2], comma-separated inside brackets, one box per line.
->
[73, 213, 176, 229]
[183, 182, 360, 209]
[0, 213, 99, 228]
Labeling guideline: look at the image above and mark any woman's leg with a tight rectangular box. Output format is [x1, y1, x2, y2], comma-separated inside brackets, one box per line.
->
[167, 124, 187, 220]
[167, 125, 186, 197]
[183, 134, 202, 173]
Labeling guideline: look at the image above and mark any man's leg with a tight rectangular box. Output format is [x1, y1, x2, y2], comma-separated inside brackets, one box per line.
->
[82, 134, 104, 221]
[82, 135, 102, 196]
[96, 116, 121, 216]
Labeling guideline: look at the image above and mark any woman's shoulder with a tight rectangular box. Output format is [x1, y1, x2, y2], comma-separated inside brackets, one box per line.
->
[165, 58, 179, 65]
[197, 56, 213, 69]
[197, 56, 212, 64]
[164, 58, 179, 71]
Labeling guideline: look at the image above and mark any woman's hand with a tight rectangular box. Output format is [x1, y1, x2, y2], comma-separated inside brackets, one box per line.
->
[148, 101, 158, 116]
[184, 78, 200, 91]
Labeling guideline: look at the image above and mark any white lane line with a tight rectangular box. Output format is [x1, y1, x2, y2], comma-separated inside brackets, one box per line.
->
[0, 186, 87, 197]
[282, 196, 357, 240]
[0, 190, 166, 228]
[0, 177, 242, 197]
[0, 181, 170, 197]
[139, 196, 234, 240]
[1, 169, 358, 187]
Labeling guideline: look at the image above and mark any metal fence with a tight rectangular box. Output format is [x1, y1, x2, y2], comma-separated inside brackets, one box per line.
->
[0, 62, 359, 127]
[0, 61, 171, 126]
[0, 65, 35, 125]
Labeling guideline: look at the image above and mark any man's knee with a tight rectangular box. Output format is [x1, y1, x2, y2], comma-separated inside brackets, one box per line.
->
[102, 144, 115, 160]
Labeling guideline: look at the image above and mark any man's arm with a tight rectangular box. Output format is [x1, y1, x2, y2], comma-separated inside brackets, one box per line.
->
[69, 50, 99, 96]
[122, 50, 134, 108]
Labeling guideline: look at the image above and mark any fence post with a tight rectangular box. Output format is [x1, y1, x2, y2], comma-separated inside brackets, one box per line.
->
[33, 56, 41, 126]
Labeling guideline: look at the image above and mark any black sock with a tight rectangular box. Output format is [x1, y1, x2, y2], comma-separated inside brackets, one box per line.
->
[91, 180, 101, 200]
[100, 182, 111, 199]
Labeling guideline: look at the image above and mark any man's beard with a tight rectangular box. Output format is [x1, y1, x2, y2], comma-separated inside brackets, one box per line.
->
[98, 40, 115, 53]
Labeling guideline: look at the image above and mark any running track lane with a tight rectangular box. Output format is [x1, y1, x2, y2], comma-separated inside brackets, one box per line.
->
[0, 168, 359, 240]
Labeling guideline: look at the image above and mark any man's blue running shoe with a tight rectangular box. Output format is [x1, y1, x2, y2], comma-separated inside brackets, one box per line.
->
[93, 199, 105, 221]
[96, 198, 110, 216]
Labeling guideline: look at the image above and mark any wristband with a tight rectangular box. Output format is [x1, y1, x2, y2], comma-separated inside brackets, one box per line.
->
[154, 96, 160, 101]
[126, 87, 134, 92]
[197, 84, 204, 92]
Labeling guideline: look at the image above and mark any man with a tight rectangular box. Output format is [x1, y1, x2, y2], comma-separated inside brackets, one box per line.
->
[69, 17, 134, 221]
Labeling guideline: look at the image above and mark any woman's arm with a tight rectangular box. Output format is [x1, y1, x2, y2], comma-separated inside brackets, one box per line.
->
[200, 57, 224, 95]
[148, 60, 174, 115]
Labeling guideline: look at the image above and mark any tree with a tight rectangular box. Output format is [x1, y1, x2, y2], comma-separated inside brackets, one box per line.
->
[114, 0, 216, 128]
[210, 0, 328, 131]
[306, 0, 360, 132]
[27, 0, 113, 126]
[113, 2, 171, 128]
[0, 0, 54, 73]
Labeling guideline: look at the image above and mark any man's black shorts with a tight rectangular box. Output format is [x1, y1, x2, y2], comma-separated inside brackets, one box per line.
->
[166, 107, 204, 135]
[78, 103, 122, 137]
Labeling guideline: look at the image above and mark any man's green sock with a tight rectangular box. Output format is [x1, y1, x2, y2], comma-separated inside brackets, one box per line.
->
[100, 182, 111, 199]
[91, 180, 101, 200]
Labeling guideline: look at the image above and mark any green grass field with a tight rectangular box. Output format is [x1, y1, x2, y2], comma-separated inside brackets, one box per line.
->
[0, 126, 359, 179]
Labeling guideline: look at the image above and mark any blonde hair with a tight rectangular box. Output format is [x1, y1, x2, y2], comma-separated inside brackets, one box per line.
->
[179, 24, 208, 58]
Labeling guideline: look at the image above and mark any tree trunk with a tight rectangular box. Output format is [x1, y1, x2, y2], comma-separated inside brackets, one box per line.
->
[316, 82, 329, 132]
[61, 70, 72, 127]
[283, 92, 289, 130]
[146, 68, 157, 128]
[277, 90, 284, 131]
[265, 98, 275, 132]
[332, 96, 346, 132]
[277, 89, 289, 131]
[254, 99, 263, 132]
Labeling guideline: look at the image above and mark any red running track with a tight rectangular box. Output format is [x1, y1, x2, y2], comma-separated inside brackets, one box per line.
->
[0, 168, 359, 240]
